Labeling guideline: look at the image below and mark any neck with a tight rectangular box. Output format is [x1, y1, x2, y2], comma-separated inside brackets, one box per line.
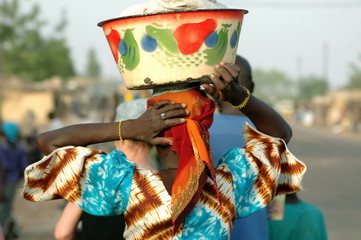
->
[124, 144, 152, 169]
[156, 146, 179, 170]
[286, 193, 301, 204]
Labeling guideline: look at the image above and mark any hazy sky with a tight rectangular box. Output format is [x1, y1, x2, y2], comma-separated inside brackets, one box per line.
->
[26, 0, 361, 89]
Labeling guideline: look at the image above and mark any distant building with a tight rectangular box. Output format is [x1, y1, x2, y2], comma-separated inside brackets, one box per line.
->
[312, 90, 361, 133]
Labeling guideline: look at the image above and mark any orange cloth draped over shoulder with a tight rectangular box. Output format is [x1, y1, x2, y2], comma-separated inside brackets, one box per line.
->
[147, 88, 218, 232]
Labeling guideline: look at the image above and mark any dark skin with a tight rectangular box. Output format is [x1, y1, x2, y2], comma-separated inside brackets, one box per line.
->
[36, 101, 190, 155]
[36, 62, 292, 193]
[285, 193, 301, 204]
[217, 55, 254, 116]
[202, 62, 292, 143]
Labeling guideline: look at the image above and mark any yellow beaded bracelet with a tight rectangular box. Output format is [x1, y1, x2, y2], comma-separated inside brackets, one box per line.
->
[118, 120, 124, 141]
[232, 87, 251, 110]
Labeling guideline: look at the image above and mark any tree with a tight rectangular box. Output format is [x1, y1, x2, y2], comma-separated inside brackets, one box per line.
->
[346, 54, 361, 89]
[85, 48, 101, 79]
[0, 0, 75, 81]
[252, 68, 295, 104]
[297, 75, 329, 101]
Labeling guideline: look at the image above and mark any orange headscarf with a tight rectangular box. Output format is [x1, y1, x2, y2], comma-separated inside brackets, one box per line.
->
[147, 88, 219, 233]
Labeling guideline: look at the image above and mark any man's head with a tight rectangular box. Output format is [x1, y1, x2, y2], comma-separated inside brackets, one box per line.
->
[114, 99, 151, 161]
[235, 55, 254, 94]
[115, 98, 148, 123]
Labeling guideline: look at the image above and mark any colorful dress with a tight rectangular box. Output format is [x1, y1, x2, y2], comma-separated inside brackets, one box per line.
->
[22, 124, 306, 240]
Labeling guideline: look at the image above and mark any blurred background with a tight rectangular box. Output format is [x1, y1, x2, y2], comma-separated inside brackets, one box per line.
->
[0, 0, 360, 239]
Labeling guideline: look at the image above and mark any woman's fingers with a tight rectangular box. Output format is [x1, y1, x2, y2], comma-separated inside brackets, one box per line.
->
[201, 83, 218, 96]
[160, 108, 190, 120]
[220, 62, 239, 80]
[215, 62, 240, 85]
[153, 100, 174, 109]
[162, 118, 186, 129]
[210, 73, 226, 91]
[150, 137, 173, 146]
[156, 102, 187, 114]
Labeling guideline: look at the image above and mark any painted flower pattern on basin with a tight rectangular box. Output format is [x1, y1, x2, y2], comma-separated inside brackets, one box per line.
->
[105, 19, 242, 73]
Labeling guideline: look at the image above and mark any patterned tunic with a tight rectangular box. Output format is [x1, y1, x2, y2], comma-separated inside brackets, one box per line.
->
[22, 124, 306, 240]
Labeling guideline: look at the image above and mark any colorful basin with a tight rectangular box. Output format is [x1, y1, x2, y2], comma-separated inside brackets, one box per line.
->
[98, 9, 248, 90]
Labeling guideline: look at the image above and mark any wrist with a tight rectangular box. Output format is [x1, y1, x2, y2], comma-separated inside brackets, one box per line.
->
[231, 87, 251, 110]
[120, 120, 137, 140]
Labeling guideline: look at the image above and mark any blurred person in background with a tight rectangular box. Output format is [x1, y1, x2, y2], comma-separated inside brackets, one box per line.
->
[54, 99, 154, 240]
[23, 130, 43, 165]
[48, 111, 64, 131]
[0, 122, 28, 239]
[54, 202, 83, 240]
[22, 111, 43, 165]
[268, 192, 328, 240]
[209, 55, 269, 240]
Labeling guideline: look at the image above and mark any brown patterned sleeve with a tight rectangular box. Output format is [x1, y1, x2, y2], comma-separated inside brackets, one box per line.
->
[22, 146, 105, 204]
[243, 122, 307, 206]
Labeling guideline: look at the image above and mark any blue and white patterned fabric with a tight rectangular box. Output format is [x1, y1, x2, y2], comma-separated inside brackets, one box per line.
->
[79, 150, 134, 216]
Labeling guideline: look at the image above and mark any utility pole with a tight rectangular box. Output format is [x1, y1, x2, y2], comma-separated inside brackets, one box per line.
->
[322, 42, 329, 83]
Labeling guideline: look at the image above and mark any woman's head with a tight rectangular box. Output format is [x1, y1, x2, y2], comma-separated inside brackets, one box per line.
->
[147, 88, 217, 228]
[148, 88, 215, 130]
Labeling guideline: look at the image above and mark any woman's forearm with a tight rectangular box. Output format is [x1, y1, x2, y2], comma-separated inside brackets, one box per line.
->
[36, 122, 120, 155]
[36, 101, 189, 155]
[240, 95, 292, 143]
[36, 121, 144, 155]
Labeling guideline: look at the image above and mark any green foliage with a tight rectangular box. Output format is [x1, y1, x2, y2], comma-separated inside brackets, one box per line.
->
[297, 75, 329, 101]
[346, 54, 361, 89]
[252, 68, 295, 104]
[0, 0, 75, 81]
[86, 48, 101, 79]
[252, 68, 330, 103]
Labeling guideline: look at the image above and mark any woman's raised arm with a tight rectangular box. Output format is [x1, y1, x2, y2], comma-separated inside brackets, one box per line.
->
[202, 62, 292, 143]
[37, 101, 189, 155]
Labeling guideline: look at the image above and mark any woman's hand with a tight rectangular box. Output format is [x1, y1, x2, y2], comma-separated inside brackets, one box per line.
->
[36, 101, 189, 155]
[202, 61, 247, 106]
[202, 61, 292, 143]
[125, 100, 189, 146]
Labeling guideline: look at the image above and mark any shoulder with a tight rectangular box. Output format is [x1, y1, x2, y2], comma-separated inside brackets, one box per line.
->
[299, 202, 324, 215]
[216, 148, 248, 170]
[85, 149, 135, 179]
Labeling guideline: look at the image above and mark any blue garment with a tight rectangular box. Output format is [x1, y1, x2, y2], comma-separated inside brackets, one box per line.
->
[0, 142, 28, 182]
[209, 114, 269, 240]
[0, 123, 28, 228]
